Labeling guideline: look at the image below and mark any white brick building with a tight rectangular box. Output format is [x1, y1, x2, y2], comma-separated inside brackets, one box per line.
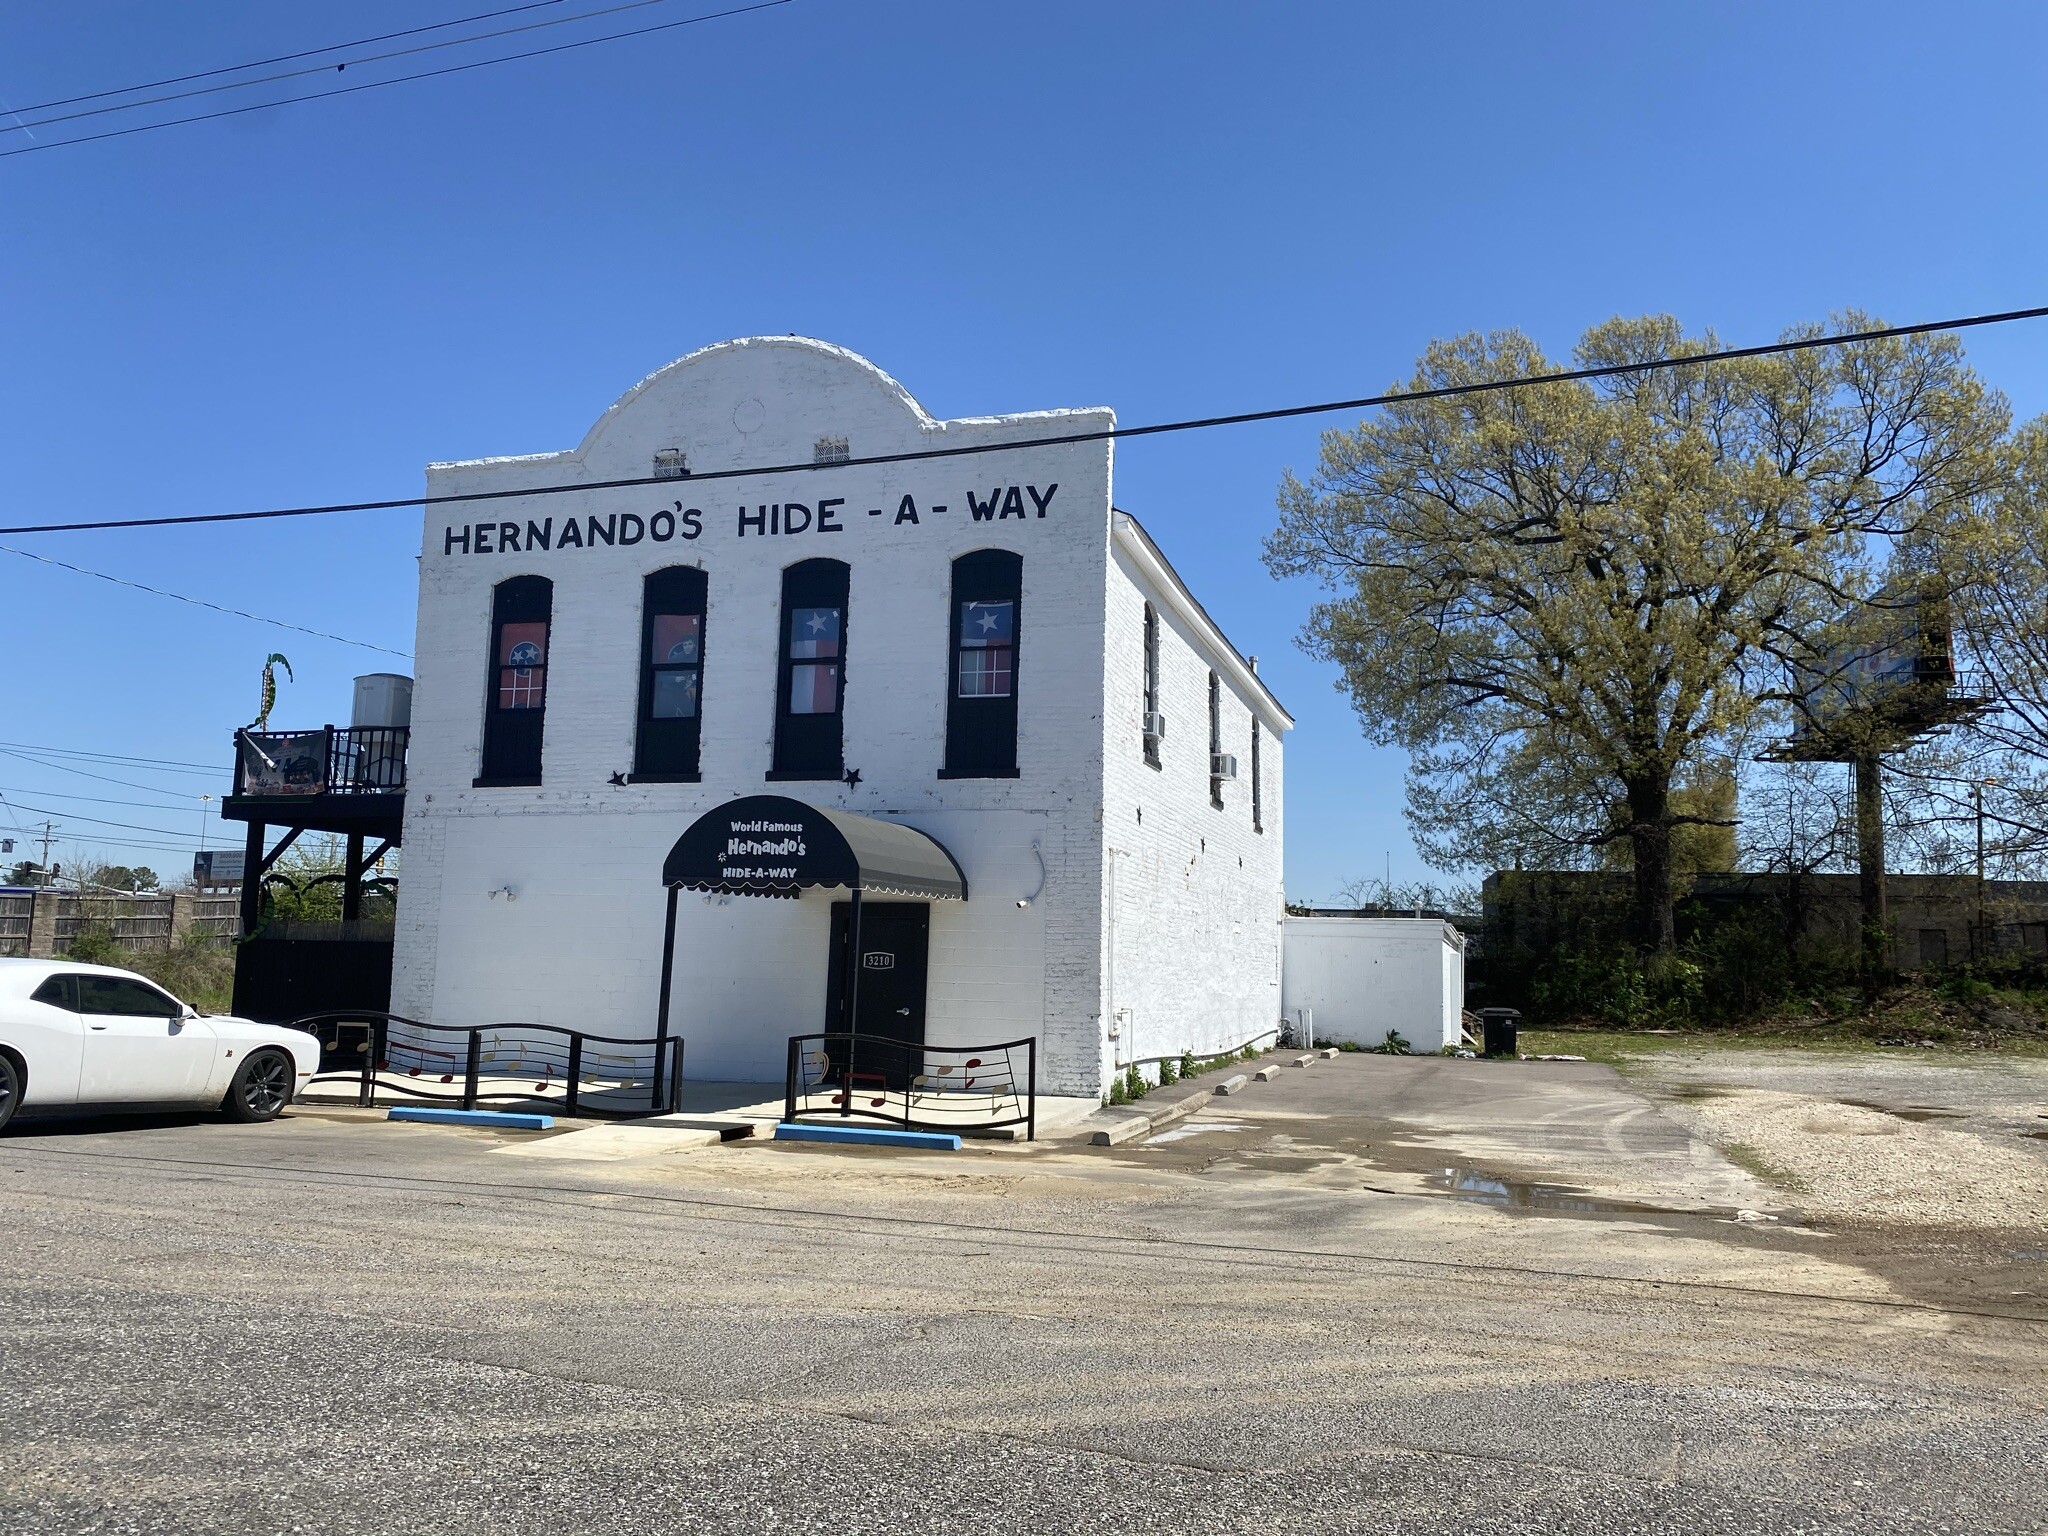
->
[392, 337, 1289, 1098]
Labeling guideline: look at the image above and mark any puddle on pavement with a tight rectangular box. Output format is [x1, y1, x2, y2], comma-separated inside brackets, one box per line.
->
[1422, 1165, 1684, 1216]
[1143, 1120, 1253, 1146]
[1839, 1099, 1964, 1123]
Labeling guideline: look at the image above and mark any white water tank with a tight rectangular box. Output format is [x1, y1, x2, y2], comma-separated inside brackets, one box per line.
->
[351, 674, 414, 730]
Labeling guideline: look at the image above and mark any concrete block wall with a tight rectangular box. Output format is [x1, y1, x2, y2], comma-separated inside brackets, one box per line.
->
[394, 339, 1117, 1094]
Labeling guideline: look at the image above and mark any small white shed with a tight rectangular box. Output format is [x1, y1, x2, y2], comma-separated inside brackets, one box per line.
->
[1281, 917, 1467, 1052]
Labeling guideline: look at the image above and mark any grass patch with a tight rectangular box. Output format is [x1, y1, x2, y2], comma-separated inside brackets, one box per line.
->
[1719, 1139, 1811, 1194]
[1522, 1017, 2048, 1067]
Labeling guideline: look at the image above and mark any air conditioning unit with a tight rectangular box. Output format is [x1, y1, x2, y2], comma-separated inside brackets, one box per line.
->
[1143, 711, 1167, 742]
[1211, 752, 1239, 780]
[652, 448, 689, 479]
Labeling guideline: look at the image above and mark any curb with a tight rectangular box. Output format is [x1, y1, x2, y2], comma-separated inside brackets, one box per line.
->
[774, 1122, 961, 1151]
[388, 1107, 553, 1130]
[1085, 1053, 1283, 1145]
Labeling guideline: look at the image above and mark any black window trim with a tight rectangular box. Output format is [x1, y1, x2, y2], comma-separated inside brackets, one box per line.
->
[770, 556, 851, 782]
[632, 563, 709, 784]
[1251, 712, 1264, 834]
[1208, 669, 1224, 810]
[1142, 601, 1162, 771]
[938, 547, 1024, 781]
[475, 573, 553, 789]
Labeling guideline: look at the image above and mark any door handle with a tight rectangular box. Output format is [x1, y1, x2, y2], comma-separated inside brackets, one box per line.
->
[895, 1008, 911, 1016]
[89, 1024, 109, 1031]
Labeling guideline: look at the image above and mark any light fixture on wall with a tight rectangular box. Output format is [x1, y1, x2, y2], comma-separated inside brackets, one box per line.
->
[1016, 839, 1046, 908]
[488, 885, 518, 903]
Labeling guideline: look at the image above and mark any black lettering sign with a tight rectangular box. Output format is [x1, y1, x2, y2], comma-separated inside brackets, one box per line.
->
[439, 483, 1055, 557]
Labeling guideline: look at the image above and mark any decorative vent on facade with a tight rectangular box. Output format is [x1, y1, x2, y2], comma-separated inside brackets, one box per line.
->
[813, 436, 850, 465]
[652, 448, 689, 479]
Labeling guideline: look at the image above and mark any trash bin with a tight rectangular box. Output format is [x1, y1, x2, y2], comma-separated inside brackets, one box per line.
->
[1479, 1007, 1520, 1059]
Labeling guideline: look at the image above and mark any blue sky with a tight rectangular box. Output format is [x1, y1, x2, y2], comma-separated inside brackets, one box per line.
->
[2, 0, 2045, 894]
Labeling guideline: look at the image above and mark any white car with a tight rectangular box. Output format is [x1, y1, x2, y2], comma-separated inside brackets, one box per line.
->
[0, 958, 321, 1132]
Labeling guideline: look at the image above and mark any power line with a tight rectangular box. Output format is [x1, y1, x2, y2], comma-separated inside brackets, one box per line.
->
[0, 785, 224, 815]
[0, 0, 793, 159]
[6, 1, 574, 115]
[8, 0, 677, 135]
[0, 750, 226, 800]
[0, 741, 229, 773]
[0, 794, 216, 841]
[4, 303, 2044, 537]
[0, 544, 411, 657]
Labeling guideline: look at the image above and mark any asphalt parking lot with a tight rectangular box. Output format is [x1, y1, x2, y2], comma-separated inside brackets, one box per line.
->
[4, 1055, 2047, 1535]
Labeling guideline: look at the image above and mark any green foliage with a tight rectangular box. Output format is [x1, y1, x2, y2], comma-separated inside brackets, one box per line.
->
[1936, 969, 1997, 1004]
[255, 835, 396, 928]
[1178, 1049, 1197, 1080]
[91, 865, 159, 893]
[1265, 314, 2007, 952]
[1106, 1074, 1129, 1106]
[1123, 1064, 1148, 1101]
[124, 937, 236, 1015]
[63, 925, 123, 966]
[1158, 1056, 1178, 1086]
[1370, 1029, 1412, 1055]
[59, 930, 236, 1013]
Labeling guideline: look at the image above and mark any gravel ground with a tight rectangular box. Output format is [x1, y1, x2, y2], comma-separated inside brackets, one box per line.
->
[1633, 1051, 2048, 1231]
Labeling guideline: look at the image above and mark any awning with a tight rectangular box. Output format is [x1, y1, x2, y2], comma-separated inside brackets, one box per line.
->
[661, 795, 968, 900]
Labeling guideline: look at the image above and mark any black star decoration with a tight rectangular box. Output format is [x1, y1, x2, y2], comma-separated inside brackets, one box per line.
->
[608, 771, 627, 786]
[843, 768, 863, 790]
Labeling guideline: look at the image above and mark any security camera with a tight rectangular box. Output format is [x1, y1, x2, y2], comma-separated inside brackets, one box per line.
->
[1015, 898, 1030, 909]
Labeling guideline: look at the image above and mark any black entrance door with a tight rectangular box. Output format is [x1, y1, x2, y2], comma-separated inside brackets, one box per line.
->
[826, 900, 929, 1087]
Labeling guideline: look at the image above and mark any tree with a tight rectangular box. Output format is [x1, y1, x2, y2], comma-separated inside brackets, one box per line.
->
[1939, 415, 2048, 843]
[1265, 315, 2006, 956]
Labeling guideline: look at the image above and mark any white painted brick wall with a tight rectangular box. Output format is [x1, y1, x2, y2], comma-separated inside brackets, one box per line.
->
[1098, 533, 1287, 1081]
[392, 338, 1281, 1099]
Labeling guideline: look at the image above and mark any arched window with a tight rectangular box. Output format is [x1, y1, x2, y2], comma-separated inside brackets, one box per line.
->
[770, 558, 849, 780]
[942, 549, 1022, 779]
[477, 574, 551, 786]
[634, 565, 708, 781]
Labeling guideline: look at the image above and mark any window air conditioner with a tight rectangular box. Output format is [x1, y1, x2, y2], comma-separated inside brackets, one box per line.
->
[1211, 752, 1239, 780]
[1143, 712, 1167, 741]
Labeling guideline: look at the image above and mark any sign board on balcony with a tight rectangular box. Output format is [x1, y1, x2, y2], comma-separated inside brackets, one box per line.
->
[239, 730, 327, 796]
[193, 849, 246, 885]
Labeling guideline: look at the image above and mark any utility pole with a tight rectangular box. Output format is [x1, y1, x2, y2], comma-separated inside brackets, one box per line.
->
[35, 820, 58, 885]
[1853, 752, 1887, 998]
[1974, 777, 1999, 961]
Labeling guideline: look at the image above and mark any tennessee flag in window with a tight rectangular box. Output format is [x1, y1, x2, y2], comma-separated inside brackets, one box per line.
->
[497, 621, 548, 710]
[957, 600, 1014, 698]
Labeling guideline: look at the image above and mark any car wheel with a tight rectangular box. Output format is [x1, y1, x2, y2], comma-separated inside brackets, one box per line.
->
[0, 1054, 19, 1133]
[222, 1049, 294, 1123]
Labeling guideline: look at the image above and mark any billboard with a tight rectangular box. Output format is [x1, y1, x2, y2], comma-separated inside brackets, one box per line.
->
[1786, 578, 1962, 754]
[193, 849, 246, 885]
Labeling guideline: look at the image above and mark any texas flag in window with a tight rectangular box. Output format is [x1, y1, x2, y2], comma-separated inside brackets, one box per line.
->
[958, 600, 1014, 698]
[790, 607, 840, 658]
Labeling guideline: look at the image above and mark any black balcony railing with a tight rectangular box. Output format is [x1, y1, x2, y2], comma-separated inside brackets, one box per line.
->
[234, 726, 408, 798]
